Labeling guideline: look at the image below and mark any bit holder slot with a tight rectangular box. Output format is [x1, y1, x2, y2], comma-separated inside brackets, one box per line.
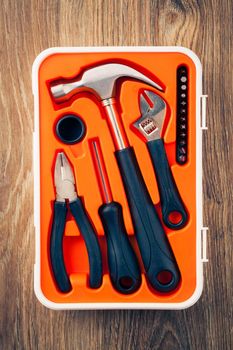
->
[176, 65, 189, 165]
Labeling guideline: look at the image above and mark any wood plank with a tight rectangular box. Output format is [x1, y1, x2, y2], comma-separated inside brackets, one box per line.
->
[0, 1, 232, 349]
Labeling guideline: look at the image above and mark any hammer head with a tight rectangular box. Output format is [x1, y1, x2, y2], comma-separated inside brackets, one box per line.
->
[51, 63, 163, 101]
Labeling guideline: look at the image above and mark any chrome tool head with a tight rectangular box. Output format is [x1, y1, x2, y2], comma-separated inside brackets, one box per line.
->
[133, 90, 167, 141]
[54, 152, 77, 202]
[51, 63, 163, 101]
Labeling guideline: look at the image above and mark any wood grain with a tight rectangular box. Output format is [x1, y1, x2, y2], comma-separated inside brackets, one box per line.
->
[0, 0, 232, 349]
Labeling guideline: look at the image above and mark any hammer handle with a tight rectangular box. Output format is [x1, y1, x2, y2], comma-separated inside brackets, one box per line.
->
[115, 147, 180, 293]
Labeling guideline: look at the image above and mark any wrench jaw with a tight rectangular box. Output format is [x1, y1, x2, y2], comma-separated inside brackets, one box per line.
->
[132, 114, 161, 142]
[132, 90, 167, 142]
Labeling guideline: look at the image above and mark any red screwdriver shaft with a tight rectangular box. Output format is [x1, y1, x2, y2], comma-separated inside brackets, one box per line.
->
[90, 139, 113, 204]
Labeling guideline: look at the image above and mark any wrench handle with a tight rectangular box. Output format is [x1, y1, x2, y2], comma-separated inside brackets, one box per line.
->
[115, 147, 180, 292]
[147, 139, 188, 229]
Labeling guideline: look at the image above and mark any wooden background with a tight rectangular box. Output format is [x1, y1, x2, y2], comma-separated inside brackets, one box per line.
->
[0, 0, 232, 349]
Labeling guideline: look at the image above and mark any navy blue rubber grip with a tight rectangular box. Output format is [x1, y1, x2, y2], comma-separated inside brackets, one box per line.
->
[69, 198, 103, 289]
[147, 139, 188, 229]
[50, 201, 71, 293]
[115, 147, 180, 292]
[99, 201, 141, 294]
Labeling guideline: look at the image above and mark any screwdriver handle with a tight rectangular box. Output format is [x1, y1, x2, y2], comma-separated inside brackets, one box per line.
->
[115, 147, 180, 293]
[50, 201, 72, 293]
[99, 201, 141, 294]
[147, 139, 188, 229]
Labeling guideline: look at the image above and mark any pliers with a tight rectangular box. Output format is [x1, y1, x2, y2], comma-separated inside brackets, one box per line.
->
[50, 152, 102, 293]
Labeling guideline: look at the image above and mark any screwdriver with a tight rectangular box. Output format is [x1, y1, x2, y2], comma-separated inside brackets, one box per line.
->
[90, 139, 141, 294]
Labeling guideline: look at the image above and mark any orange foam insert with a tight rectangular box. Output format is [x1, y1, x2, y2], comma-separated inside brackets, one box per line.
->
[38, 51, 197, 303]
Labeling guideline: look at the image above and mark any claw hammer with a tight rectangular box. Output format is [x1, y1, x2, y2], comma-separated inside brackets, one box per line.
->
[50, 63, 180, 292]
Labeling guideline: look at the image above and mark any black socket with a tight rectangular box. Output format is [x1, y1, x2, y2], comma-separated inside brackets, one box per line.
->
[56, 114, 86, 144]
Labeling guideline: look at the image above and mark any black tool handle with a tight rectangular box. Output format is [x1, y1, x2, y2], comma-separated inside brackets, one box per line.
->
[99, 201, 141, 294]
[50, 201, 71, 293]
[115, 147, 180, 292]
[69, 198, 102, 289]
[147, 139, 188, 229]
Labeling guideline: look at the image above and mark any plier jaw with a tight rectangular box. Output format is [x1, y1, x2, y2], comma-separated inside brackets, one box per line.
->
[54, 152, 78, 202]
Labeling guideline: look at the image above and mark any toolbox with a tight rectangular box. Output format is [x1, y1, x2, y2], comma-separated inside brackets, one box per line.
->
[33, 46, 208, 310]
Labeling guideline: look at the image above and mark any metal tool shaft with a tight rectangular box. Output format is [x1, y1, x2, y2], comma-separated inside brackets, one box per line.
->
[102, 98, 129, 150]
[92, 140, 113, 203]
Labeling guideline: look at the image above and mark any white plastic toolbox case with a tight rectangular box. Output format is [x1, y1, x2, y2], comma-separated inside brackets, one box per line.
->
[33, 46, 208, 310]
